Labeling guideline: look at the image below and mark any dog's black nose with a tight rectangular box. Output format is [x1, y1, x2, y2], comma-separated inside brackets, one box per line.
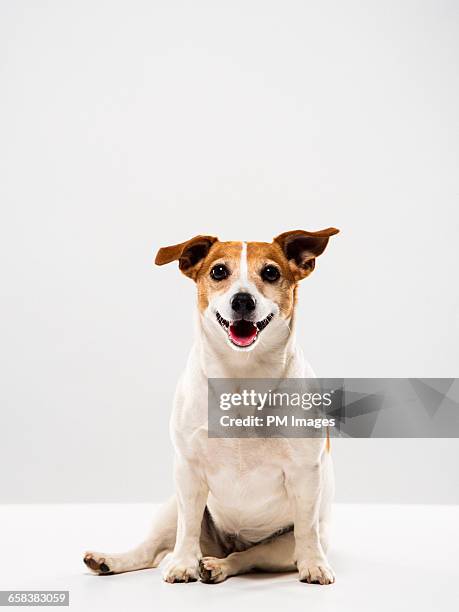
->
[231, 292, 256, 316]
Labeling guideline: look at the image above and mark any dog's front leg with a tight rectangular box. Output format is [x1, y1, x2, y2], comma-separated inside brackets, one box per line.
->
[162, 458, 208, 583]
[285, 458, 335, 585]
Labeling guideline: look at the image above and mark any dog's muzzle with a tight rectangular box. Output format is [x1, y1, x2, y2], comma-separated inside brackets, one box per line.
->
[216, 309, 275, 348]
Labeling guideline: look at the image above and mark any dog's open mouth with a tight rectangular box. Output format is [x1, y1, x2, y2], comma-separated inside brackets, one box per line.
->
[216, 312, 274, 348]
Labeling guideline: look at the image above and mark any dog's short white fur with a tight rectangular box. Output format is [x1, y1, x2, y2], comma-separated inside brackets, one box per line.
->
[84, 229, 339, 585]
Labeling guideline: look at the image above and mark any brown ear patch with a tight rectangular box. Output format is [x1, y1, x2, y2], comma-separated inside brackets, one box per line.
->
[274, 228, 339, 279]
[155, 235, 218, 279]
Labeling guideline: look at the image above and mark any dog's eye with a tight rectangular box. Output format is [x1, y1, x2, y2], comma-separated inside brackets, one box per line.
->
[210, 264, 230, 281]
[261, 265, 280, 283]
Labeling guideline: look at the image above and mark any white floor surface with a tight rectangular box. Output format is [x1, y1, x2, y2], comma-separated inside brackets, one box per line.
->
[0, 503, 458, 612]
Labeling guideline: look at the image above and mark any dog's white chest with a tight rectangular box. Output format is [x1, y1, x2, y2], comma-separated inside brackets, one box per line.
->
[203, 439, 294, 541]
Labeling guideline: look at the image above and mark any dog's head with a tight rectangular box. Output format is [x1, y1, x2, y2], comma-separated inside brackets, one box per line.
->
[155, 229, 339, 351]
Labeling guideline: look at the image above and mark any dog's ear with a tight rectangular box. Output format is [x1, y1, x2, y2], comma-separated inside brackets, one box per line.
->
[273, 228, 339, 280]
[155, 235, 218, 279]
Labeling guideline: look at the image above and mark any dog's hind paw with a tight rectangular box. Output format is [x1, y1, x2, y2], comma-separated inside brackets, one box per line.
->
[198, 557, 229, 584]
[83, 552, 113, 575]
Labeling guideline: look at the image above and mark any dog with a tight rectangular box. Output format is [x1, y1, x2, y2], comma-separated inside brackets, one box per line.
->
[84, 228, 339, 584]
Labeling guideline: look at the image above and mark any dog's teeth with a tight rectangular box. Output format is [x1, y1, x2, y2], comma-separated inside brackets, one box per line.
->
[256, 314, 274, 331]
[216, 312, 229, 329]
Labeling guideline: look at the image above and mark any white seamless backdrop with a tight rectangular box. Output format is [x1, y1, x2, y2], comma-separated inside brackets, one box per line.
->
[1, 0, 458, 504]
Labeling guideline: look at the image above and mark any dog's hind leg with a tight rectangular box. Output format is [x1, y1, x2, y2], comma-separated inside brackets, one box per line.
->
[199, 531, 297, 584]
[83, 496, 177, 575]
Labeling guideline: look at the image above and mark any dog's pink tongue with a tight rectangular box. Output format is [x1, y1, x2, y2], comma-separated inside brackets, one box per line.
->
[229, 322, 258, 347]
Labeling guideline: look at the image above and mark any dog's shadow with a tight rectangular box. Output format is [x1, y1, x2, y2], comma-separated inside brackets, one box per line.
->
[230, 570, 297, 584]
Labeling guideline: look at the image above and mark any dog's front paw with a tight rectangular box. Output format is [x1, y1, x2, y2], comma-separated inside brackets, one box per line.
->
[162, 555, 199, 583]
[198, 557, 229, 584]
[298, 559, 335, 585]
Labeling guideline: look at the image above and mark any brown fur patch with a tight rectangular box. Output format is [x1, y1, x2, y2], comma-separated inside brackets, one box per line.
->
[195, 241, 242, 312]
[246, 242, 298, 319]
[273, 228, 339, 280]
[155, 235, 218, 280]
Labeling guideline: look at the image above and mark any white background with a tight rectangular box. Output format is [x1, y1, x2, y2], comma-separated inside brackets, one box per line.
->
[1, 0, 458, 504]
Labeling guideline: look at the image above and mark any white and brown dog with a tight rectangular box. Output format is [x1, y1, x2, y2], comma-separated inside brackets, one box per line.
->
[84, 228, 339, 585]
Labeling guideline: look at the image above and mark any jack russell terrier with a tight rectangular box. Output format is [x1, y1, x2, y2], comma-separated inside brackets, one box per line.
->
[84, 228, 339, 585]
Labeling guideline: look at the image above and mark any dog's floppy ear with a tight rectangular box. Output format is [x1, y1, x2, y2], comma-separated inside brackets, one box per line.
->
[274, 228, 339, 279]
[155, 235, 218, 279]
